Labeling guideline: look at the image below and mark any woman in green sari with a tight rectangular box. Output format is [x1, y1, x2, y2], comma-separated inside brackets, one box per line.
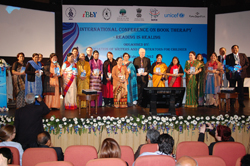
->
[196, 53, 206, 106]
[184, 51, 204, 108]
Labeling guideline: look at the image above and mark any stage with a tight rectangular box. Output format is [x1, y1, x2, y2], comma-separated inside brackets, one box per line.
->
[1, 98, 250, 154]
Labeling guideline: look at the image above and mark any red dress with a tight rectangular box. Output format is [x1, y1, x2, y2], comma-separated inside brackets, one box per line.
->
[168, 65, 182, 87]
[102, 64, 113, 98]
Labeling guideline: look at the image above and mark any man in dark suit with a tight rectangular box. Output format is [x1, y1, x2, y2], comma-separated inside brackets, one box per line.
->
[226, 45, 249, 107]
[37, 131, 64, 161]
[218, 47, 228, 88]
[133, 48, 151, 106]
[14, 93, 50, 150]
[85, 47, 93, 62]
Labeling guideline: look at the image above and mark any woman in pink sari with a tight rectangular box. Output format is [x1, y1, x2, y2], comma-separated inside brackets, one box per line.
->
[166, 57, 184, 87]
[62, 53, 77, 110]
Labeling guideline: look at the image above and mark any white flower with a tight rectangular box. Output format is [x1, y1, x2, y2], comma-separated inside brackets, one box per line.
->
[216, 121, 220, 124]
[46, 119, 49, 122]
[192, 116, 195, 118]
[196, 117, 200, 121]
[136, 118, 140, 122]
[180, 121, 183, 125]
[90, 116, 93, 119]
[56, 119, 59, 122]
[165, 117, 169, 121]
[42, 119, 45, 122]
[78, 125, 81, 128]
[241, 120, 245, 123]
[225, 120, 228, 122]
[103, 116, 107, 120]
[172, 117, 176, 121]
[43, 124, 46, 128]
[93, 119, 96, 122]
[69, 124, 73, 127]
[73, 117, 77, 121]
[47, 123, 51, 126]
[129, 122, 133, 125]
[142, 121, 145, 125]
[144, 119, 148, 123]
[111, 117, 115, 121]
[93, 123, 97, 127]
[187, 116, 191, 120]
[186, 122, 189, 125]
[133, 123, 137, 126]
[225, 114, 229, 118]
[193, 120, 197, 125]
[130, 117, 134, 121]
[234, 115, 238, 119]
[85, 125, 89, 128]
[153, 121, 157, 125]
[62, 117, 67, 121]
[169, 123, 173, 127]
[86, 119, 90, 123]
[241, 115, 245, 118]
[74, 121, 78, 124]
[106, 125, 110, 128]
[237, 122, 240, 126]
[200, 117, 204, 120]
[106, 121, 110, 125]
[231, 121, 235, 124]
[113, 122, 117, 125]
[216, 116, 220, 120]
[169, 118, 172, 122]
[156, 117, 160, 121]
[121, 118, 125, 121]
[205, 116, 210, 120]
[59, 124, 62, 128]
[159, 122, 162, 125]
[161, 117, 166, 123]
[148, 117, 152, 120]
[148, 122, 152, 124]
[97, 116, 101, 120]
[126, 119, 130, 123]
[64, 122, 67, 125]
[142, 115, 145, 119]
[175, 121, 178, 124]
[80, 118, 84, 122]
[118, 120, 121, 124]
[166, 122, 169, 125]
[153, 116, 156, 119]
[178, 116, 183, 120]
[212, 116, 215, 119]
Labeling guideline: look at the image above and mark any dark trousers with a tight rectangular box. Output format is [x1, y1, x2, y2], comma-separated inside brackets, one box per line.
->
[137, 82, 147, 106]
[229, 77, 245, 103]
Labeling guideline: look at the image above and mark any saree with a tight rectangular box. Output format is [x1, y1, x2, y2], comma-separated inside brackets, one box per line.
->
[62, 61, 77, 110]
[166, 65, 184, 87]
[25, 60, 43, 96]
[12, 61, 26, 108]
[205, 61, 223, 106]
[125, 62, 138, 106]
[152, 62, 168, 87]
[196, 61, 205, 106]
[89, 59, 103, 106]
[77, 60, 91, 108]
[184, 60, 204, 108]
[43, 62, 61, 109]
[112, 65, 129, 108]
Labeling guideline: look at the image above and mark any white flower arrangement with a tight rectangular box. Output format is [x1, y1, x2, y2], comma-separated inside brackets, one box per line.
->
[1, 114, 250, 135]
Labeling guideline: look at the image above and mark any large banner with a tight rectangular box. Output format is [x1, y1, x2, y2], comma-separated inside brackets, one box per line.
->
[62, 5, 207, 67]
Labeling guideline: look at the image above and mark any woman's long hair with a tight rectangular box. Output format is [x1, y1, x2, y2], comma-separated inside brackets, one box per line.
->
[99, 138, 121, 158]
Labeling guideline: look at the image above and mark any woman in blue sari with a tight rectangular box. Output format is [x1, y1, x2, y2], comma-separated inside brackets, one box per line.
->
[123, 53, 138, 106]
[25, 53, 43, 96]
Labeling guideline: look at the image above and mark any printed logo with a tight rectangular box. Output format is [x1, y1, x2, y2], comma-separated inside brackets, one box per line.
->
[117, 9, 129, 21]
[134, 8, 144, 21]
[149, 8, 160, 21]
[82, 11, 97, 18]
[164, 13, 185, 18]
[102, 8, 111, 20]
[189, 12, 205, 18]
[65, 7, 76, 20]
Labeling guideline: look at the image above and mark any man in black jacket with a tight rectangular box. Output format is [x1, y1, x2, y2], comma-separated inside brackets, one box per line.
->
[37, 131, 64, 161]
[133, 48, 151, 106]
[14, 93, 50, 150]
[226, 45, 249, 107]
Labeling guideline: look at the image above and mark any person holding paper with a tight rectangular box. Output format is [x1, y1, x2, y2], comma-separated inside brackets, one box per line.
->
[166, 56, 184, 87]
[150, 54, 168, 87]
[112, 57, 129, 108]
[204, 52, 224, 107]
[25, 53, 43, 97]
[103, 52, 117, 107]
[225, 45, 249, 107]
[195, 53, 206, 106]
[62, 53, 77, 110]
[123, 53, 138, 106]
[184, 51, 204, 108]
[43, 53, 62, 109]
[89, 50, 103, 106]
[12, 52, 26, 108]
[77, 53, 91, 108]
[133, 48, 151, 107]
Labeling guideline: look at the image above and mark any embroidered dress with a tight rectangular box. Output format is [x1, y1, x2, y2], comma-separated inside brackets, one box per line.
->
[43, 61, 61, 109]
[112, 65, 129, 108]
[89, 59, 103, 106]
[62, 61, 77, 110]
[25, 60, 43, 96]
[184, 60, 204, 108]
[124, 62, 138, 106]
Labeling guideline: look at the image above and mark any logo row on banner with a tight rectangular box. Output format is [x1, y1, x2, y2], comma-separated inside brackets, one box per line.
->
[63, 5, 207, 24]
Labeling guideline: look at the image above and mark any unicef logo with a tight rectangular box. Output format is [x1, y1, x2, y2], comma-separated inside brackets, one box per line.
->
[179, 13, 185, 18]
[65, 7, 76, 20]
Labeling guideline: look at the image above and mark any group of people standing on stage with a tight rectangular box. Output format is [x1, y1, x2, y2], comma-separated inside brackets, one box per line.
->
[9, 44, 249, 110]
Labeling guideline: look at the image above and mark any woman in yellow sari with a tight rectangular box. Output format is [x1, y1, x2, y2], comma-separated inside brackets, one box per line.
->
[77, 53, 91, 108]
[151, 54, 168, 87]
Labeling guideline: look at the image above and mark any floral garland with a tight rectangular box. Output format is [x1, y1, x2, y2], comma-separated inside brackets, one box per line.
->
[1, 114, 250, 136]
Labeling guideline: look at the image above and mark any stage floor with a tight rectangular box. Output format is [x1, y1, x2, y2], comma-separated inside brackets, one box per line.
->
[2, 98, 250, 119]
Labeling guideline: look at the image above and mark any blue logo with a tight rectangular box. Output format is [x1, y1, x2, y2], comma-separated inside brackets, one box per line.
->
[164, 13, 185, 18]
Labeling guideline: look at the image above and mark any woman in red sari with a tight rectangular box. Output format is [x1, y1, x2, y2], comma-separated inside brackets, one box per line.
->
[166, 56, 184, 87]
